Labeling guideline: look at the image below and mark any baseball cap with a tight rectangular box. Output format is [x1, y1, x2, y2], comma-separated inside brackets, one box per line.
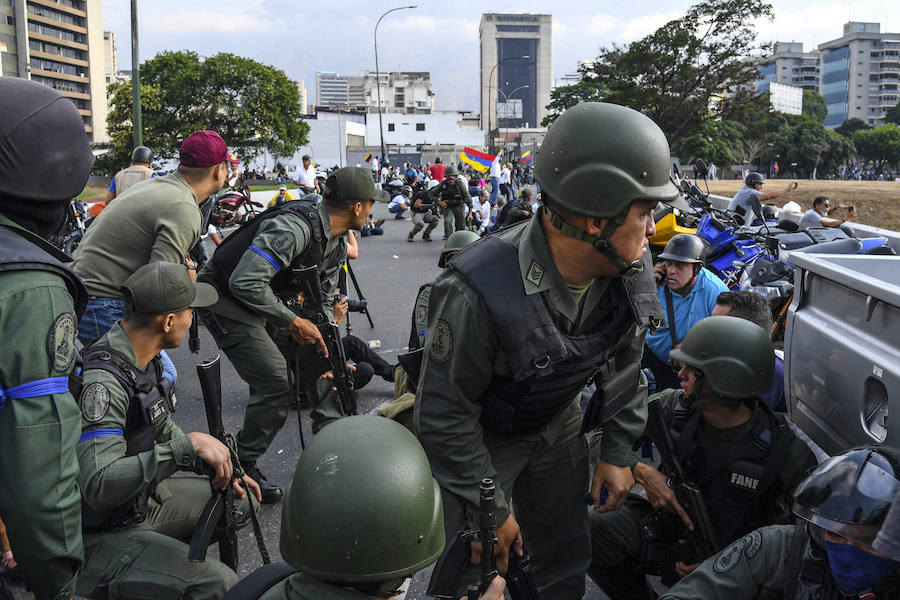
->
[325, 167, 390, 204]
[122, 262, 218, 314]
[179, 130, 240, 168]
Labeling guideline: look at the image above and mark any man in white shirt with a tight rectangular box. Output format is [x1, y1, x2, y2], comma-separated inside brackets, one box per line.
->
[488, 151, 502, 206]
[292, 155, 320, 200]
[499, 163, 513, 204]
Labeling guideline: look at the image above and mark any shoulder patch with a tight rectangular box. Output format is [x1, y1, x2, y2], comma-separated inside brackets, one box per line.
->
[428, 318, 453, 364]
[713, 536, 747, 574]
[271, 233, 294, 254]
[743, 529, 762, 560]
[80, 383, 111, 423]
[526, 260, 544, 287]
[46, 312, 77, 373]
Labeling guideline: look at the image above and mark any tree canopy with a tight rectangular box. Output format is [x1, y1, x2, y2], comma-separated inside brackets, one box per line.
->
[97, 51, 309, 173]
[801, 90, 827, 124]
[853, 123, 900, 174]
[886, 102, 900, 125]
[835, 117, 869, 138]
[542, 0, 774, 141]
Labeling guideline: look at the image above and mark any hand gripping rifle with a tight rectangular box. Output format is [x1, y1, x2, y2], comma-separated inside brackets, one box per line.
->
[427, 478, 540, 600]
[290, 265, 357, 417]
[643, 398, 719, 575]
[188, 354, 270, 569]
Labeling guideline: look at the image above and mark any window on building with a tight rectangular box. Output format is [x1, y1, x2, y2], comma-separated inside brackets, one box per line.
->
[5, 15, 14, 25]
[416, 123, 425, 131]
[388, 123, 395, 132]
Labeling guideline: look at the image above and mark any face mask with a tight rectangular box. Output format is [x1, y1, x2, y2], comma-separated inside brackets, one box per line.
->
[825, 540, 899, 593]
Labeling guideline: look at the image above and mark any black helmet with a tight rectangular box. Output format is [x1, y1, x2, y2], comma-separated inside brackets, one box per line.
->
[794, 446, 900, 546]
[0, 78, 94, 202]
[762, 204, 777, 220]
[659, 233, 705, 264]
[745, 172, 765, 187]
[131, 146, 152, 164]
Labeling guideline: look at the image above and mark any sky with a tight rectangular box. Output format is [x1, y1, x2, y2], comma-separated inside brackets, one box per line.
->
[102, 0, 896, 113]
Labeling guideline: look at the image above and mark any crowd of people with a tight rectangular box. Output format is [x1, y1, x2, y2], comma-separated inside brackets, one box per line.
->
[4, 75, 900, 600]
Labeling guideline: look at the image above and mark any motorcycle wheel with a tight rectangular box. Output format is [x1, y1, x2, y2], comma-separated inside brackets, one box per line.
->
[63, 233, 82, 256]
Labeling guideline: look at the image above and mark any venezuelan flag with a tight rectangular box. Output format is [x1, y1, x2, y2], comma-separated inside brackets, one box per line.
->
[459, 147, 496, 173]
[364, 152, 373, 163]
[521, 151, 532, 162]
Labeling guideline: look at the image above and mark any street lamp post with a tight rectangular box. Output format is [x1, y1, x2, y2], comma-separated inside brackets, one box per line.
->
[496, 84, 530, 127]
[487, 55, 529, 154]
[130, 0, 142, 148]
[374, 5, 416, 166]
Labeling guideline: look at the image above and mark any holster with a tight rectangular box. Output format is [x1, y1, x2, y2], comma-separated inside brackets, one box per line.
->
[580, 361, 641, 434]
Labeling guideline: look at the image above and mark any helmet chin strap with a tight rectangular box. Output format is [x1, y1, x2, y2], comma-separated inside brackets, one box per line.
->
[543, 204, 644, 276]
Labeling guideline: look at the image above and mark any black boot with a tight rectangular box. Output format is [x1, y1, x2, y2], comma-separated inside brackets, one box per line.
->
[589, 561, 655, 600]
[242, 463, 284, 505]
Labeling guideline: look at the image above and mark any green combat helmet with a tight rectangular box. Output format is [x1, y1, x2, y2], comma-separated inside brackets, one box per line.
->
[444, 164, 459, 177]
[669, 315, 774, 401]
[280, 416, 444, 588]
[439, 229, 480, 268]
[534, 102, 688, 275]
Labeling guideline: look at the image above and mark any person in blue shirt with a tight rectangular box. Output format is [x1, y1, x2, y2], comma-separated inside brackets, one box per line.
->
[644, 234, 728, 391]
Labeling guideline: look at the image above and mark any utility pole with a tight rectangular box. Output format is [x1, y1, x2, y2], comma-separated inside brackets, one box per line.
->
[130, 0, 142, 148]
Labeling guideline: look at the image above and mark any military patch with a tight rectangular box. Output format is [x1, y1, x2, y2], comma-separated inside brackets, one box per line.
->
[729, 471, 761, 491]
[743, 530, 762, 560]
[526, 260, 544, 287]
[271, 235, 293, 254]
[80, 383, 111, 423]
[415, 305, 428, 329]
[713, 536, 746, 573]
[428, 319, 453, 364]
[46, 312, 77, 373]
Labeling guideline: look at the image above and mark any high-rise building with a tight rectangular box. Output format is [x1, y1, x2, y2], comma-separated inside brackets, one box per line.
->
[819, 22, 900, 128]
[314, 70, 434, 113]
[297, 80, 307, 115]
[479, 13, 552, 132]
[758, 42, 821, 94]
[0, 0, 108, 142]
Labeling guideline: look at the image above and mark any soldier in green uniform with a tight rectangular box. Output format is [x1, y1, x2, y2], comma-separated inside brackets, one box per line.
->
[233, 415, 504, 600]
[589, 316, 816, 599]
[198, 167, 388, 503]
[430, 164, 472, 239]
[75, 262, 261, 600]
[659, 446, 900, 600]
[414, 102, 691, 598]
[376, 230, 481, 431]
[0, 77, 94, 600]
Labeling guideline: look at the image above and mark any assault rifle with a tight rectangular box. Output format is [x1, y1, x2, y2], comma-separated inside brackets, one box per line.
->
[188, 354, 269, 570]
[643, 398, 719, 573]
[290, 265, 357, 417]
[427, 478, 540, 600]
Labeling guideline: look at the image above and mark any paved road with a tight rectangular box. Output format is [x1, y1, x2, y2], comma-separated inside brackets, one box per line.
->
[7, 197, 609, 598]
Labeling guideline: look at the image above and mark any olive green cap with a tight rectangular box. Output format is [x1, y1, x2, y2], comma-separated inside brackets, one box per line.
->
[535, 102, 688, 217]
[669, 316, 774, 399]
[280, 416, 445, 581]
[325, 167, 390, 203]
[121, 262, 218, 314]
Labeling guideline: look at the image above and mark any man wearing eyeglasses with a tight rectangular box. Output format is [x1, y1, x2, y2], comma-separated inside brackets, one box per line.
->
[799, 195, 858, 230]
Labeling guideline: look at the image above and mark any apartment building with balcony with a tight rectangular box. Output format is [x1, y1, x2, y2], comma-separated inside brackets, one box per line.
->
[0, 0, 107, 142]
[758, 42, 821, 94]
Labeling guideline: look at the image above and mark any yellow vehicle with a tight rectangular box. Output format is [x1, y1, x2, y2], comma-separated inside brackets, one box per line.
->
[650, 212, 696, 248]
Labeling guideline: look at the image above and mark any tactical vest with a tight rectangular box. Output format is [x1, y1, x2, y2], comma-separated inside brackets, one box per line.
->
[0, 225, 87, 318]
[441, 180, 464, 205]
[210, 201, 333, 301]
[113, 165, 153, 198]
[448, 234, 662, 436]
[783, 522, 900, 600]
[77, 346, 175, 532]
[669, 401, 793, 547]
[411, 189, 433, 213]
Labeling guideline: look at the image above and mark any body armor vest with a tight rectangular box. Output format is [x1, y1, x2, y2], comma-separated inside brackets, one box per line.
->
[210, 202, 331, 300]
[441, 180, 464, 205]
[113, 165, 153, 197]
[78, 346, 175, 532]
[0, 225, 87, 318]
[783, 522, 900, 600]
[448, 235, 659, 436]
[669, 402, 792, 547]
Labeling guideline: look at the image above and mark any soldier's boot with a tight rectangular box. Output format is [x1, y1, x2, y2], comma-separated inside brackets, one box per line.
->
[408, 222, 424, 241]
[589, 561, 655, 600]
[423, 219, 438, 241]
[242, 462, 284, 505]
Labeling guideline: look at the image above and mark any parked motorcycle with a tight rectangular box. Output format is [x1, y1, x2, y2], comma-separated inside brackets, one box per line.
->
[50, 199, 92, 255]
[212, 184, 263, 227]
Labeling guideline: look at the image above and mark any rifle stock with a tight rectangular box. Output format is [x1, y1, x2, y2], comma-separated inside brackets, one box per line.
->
[645, 399, 719, 564]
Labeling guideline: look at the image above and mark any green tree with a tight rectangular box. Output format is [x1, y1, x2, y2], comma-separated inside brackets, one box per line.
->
[769, 115, 831, 178]
[819, 129, 856, 178]
[801, 90, 826, 124]
[102, 50, 309, 171]
[852, 123, 900, 174]
[835, 117, 870, 138]
[542, 0, 774, 140]
[672, 120, 747, 168]
[886, 102, 900, 125]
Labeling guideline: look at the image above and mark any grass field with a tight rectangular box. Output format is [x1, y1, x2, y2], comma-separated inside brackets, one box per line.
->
[706, 179, 900, 231]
